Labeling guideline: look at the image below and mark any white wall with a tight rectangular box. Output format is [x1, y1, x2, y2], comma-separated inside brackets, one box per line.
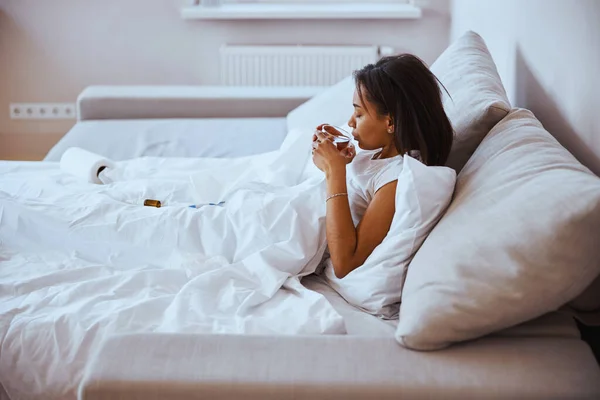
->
[451, 0, 600, 176]
[0, 0, 451, 159]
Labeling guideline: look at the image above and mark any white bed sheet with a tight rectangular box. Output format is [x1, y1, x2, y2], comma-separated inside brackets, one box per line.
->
[302, 274, 396, 336]
[44, 117, 288, 161]
[0, 129, 347, 400]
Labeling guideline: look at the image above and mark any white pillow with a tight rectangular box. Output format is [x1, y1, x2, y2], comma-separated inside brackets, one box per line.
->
[286, 76, 355, 133]
[396, 109, 600, 350]
[323, 155, 456, 318]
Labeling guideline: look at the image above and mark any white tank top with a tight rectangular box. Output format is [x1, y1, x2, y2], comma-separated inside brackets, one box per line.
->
[317, 150, 404, 275]
[345, 150, 404, 226]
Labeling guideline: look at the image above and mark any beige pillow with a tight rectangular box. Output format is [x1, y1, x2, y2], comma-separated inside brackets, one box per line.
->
[396, 108, 600, 350]
[431, 31, 511, 172]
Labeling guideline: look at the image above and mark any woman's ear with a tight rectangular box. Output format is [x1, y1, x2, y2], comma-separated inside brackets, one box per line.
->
[387, 117, 394, 134]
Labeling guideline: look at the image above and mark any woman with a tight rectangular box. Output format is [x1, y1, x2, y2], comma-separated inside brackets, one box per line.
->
[312, 54, 453, 279]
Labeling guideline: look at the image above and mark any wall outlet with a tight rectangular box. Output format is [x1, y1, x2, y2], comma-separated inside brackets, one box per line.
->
[10, 103, 77, 120]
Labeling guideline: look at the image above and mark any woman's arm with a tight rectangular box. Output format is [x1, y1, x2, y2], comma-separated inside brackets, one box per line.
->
[325, 166, 397, 278]
[312, 129, 397, 279]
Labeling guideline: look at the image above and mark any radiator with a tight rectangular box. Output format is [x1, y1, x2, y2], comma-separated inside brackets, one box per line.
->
[220, 45, 390, 87]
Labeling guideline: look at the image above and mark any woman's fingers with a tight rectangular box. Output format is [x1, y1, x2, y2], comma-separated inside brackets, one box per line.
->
[315, 131, 334, 143]
[315, 124, 340, 141]
[342, 145, 356, 161]
[321, 125, 339, 136]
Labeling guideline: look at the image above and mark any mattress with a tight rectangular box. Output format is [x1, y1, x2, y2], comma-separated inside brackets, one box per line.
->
[301, 274, 581, 339]
[44, 117, 288, 161]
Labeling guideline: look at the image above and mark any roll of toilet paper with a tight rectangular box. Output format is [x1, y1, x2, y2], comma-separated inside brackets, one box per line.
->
[60, 147, 116, 184]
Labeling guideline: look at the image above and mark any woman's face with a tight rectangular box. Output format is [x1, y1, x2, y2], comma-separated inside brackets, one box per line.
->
[347, 87, 394, 152]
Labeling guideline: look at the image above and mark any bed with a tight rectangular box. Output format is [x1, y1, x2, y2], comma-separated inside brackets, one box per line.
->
[1, 31, 600, 400]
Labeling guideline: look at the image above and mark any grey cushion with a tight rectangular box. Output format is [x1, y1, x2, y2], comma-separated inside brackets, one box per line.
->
[430, 31, 511, 172]
[397, 108, 600, 350]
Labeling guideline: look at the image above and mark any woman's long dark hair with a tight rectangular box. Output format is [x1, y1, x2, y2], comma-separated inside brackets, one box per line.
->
[354, 54, 453, 166]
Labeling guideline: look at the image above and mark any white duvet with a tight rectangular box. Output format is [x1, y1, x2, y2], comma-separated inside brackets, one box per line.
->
[0, 130, 345, 400]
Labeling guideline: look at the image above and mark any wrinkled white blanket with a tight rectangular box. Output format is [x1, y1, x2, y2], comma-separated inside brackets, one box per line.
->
[0, 130, 345, 400]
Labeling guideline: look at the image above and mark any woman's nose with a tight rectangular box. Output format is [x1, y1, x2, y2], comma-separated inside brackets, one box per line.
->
[348, 117, 355, 128]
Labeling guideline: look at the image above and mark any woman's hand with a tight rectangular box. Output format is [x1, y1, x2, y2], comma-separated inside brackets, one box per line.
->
[312, 125, 355, 175]
[312, 130, 346, 175]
